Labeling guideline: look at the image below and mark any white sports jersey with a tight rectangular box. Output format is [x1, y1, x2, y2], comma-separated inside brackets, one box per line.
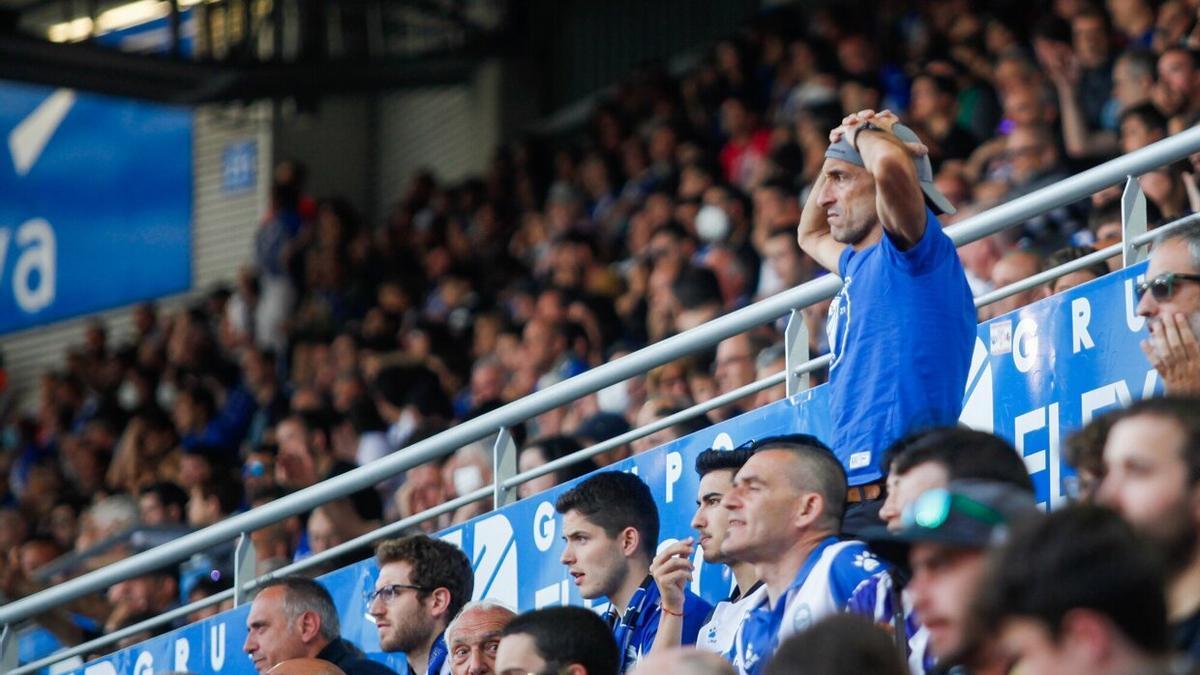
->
[696, 582, 768, 656]
[729, 538, 885, 675]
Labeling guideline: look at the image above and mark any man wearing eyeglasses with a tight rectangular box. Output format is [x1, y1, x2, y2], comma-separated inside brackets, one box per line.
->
[865, 481, 1040, 675]
[369, 535, 475, 675]
[797, 109, 975, 535]
[1136, 223, 1200, 396]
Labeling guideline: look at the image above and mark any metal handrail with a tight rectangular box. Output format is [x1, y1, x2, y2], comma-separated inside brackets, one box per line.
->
[6, 126, 1200, 666]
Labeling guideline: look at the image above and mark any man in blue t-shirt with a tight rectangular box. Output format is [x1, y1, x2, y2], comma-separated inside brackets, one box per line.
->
[797, 109, 975, 530]
[555, 472, 713, 673]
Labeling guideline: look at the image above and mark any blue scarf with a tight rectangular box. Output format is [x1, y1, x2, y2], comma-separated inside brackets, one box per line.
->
[734, 537, 839, 675]
[604, 577, 660, 672]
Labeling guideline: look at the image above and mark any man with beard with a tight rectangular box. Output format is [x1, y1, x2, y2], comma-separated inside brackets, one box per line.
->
[1098, 396, 1200, 661]
[368, 535, 474, 675]
[797, 109, 974, 532]
[1136, 223, 1200, 396]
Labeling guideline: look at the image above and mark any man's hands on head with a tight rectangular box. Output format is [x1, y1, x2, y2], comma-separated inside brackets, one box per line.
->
[1141, 313, 1200, 395]
[829, 109, 929, 158]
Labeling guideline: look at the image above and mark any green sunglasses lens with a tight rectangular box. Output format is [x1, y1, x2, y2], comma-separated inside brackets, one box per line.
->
[910, 489, 952, 529]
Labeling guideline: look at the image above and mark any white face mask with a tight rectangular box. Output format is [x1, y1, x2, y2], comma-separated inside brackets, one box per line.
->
[596, 380, 630, 414]
[118, 381, 142, 411]
[453, 465, 484, 496]
[156, 381, 178, 410]
[695, 204, 730, 243]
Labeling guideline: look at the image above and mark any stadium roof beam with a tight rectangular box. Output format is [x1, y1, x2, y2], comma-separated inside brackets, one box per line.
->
[0, 29, 488, 103]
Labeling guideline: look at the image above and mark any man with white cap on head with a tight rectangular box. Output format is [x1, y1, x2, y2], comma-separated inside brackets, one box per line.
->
[797, 109, 975, 535]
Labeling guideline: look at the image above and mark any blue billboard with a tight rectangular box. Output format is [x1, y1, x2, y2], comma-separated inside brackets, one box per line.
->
[0, 80, 192, 335]
[51, 263, 1156, 674]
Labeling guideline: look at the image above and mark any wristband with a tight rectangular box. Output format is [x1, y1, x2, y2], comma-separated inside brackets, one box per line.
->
[851, 121, 886, 153]
[661, 606, 684, 617]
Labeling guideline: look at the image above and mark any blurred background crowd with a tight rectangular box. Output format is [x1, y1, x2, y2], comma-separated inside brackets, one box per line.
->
[2, 0, 1198, 653]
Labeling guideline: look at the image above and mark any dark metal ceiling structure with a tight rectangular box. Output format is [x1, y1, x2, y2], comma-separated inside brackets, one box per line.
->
[0, 0, 510, 104]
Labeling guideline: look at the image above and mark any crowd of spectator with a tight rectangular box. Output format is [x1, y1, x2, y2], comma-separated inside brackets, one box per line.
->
[4, 0, 1200, 672]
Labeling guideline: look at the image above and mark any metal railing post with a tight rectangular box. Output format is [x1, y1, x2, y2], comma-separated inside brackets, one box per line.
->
[1122, 175, 1148, 267]
[0, 624, 15, 673]
[784, 308, 811, 396]
[233, 532, 256, 607]
[492, 428, 518, 509]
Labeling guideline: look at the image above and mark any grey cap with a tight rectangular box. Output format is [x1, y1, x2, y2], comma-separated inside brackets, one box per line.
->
[824, 122, 957, 215]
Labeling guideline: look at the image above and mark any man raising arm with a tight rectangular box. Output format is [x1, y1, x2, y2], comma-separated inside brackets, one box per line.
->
[796, 110, 975, 535]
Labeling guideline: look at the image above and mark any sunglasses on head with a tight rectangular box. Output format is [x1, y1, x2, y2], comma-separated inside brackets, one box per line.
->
[1135, 272, 1200, 302]
[901, 488, 1004, 531]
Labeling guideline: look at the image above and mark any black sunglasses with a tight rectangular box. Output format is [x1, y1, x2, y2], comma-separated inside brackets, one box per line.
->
[1135, 272, 1200, 302]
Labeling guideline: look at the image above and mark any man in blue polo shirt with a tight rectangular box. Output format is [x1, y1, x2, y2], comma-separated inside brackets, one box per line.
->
[797, 109, 975, 533]
[720, 437, 885, 674]
[555, 471, 713, 673]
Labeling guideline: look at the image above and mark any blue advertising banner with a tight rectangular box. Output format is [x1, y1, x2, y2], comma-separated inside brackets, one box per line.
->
[0, 80, 192, 335]
[53, 263, 1158, 674]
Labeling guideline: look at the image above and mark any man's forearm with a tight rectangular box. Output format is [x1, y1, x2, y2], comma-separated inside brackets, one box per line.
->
[797, 173, 829, 242]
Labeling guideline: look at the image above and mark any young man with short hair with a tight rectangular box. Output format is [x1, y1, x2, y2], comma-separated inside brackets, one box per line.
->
[849, 427, 1034, 674]
[981, 505, 1173, 675]
[649, 447, 762, 656]
[868, 481, 1040, 675]
[555, 471, 713, 673]
[369, 535, 475, 675]
[495, 606, 619, 675]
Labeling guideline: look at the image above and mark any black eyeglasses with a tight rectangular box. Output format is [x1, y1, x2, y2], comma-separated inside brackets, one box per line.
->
[364, 583, 428, 605]
[1135, 272, 1200, 302]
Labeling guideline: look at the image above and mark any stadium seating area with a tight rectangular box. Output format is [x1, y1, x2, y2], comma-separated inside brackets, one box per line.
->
[4, 0, 1200, 673]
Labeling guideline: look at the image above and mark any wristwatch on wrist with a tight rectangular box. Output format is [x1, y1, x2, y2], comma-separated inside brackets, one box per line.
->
[851, 121, 887, 153]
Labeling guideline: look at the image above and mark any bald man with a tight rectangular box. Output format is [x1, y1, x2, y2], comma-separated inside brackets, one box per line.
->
[629, 648, 735, 675]
[445, 601, 517, 675]
[269, 658, 347, 675]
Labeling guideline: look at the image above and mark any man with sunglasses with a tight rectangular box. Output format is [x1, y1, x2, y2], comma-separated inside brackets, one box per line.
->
[1136, 223, 1200, 396]
[866, 481, 1040, 675]
[721, 437, 885, 674]
[797, 110, 975, 533]
[369, 535, 475, 675]
[849, 428, 1035, 674]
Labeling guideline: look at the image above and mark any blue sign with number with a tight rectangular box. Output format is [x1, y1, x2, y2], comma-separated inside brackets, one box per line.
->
[0, 79, 192, 335]
[48, 264, 1158, 674]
